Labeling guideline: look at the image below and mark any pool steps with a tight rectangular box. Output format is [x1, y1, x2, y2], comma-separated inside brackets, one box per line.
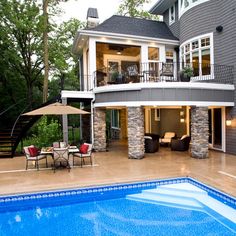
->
[126, 183, 236, 226]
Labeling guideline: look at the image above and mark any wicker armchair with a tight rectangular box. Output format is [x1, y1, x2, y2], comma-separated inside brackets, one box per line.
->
[171, 135, 191, 151]
[144, 133, 160, 153]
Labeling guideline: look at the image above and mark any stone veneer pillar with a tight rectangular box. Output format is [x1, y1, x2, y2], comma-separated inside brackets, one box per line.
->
[127, 107, 144, 159]
[93, 108, 106, 152]
[191, 106, 209, 158]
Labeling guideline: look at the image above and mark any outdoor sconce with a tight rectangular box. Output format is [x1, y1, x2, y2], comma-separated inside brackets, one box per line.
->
[216, 25, 223, 33]
[180, 110, 185, 123]
[226, 119, 232, 126]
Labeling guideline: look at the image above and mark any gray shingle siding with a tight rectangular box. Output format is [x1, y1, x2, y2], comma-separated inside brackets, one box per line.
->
[163, 1, 180, 38]
[153, 0, 236, 154]
[177, 0, 236, 154]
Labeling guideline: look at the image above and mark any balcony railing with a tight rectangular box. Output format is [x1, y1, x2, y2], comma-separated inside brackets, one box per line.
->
[91, 62, 234, 88]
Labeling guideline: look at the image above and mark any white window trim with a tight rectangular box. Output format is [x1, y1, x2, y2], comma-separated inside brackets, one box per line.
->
[180, 32, 214, 64]
[178, 0, 210, 19]
[180, 32, 214, 80]
[169, 4, 175, 25]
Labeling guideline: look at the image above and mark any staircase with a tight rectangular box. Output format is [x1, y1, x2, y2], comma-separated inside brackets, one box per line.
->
[0, 116, 40, 158]
[0, 96, 60, 158]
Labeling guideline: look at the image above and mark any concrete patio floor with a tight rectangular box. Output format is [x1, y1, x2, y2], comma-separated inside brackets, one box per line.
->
[0, 140, 236, 197]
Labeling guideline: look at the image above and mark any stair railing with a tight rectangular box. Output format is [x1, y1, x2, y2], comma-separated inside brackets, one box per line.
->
[0, 98, 26, 117]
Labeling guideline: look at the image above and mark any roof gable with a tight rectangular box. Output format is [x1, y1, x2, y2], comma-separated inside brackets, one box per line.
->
[85, 15, 178, 41]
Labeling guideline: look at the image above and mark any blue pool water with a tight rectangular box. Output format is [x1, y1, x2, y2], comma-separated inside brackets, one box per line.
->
[0, 177, 235, 236]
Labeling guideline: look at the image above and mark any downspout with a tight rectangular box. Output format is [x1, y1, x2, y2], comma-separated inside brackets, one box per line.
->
[78, 55, 83, 140]
[91, 96, 95, 144]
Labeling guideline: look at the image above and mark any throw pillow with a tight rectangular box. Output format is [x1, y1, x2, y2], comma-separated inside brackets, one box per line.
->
[79, 144, 89, 154]
[28, 146, 38, 157]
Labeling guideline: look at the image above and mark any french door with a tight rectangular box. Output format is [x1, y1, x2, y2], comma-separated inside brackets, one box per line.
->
[208, 108, 225, 151]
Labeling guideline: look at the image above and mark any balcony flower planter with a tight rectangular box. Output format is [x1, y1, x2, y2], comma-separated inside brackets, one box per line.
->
[180, 66, 194, 82]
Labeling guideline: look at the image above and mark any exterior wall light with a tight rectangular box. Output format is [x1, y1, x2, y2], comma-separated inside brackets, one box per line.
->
[226, 119, 232, 126]
[180, 118, 185, 123]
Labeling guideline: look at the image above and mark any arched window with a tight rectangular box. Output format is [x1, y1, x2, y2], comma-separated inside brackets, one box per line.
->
[179, 0, 210, 17]
[180, 33, 213, 78]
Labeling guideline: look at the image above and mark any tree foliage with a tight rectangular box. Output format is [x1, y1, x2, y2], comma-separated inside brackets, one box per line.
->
[48, 18, 85, 98]
[0, 0, 85, 127]
[0, 0, 44, 109]
[117, 0, 159, 20]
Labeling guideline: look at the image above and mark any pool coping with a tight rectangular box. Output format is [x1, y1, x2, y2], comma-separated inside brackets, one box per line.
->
[0, 176, 235, 208]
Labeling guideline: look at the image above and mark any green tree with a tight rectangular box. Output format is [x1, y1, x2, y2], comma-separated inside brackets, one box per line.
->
[117, 0, 159, 20]
[0, 0, 44, 108]
[48, 18, 85, 98]
[42, 0, 69, 103]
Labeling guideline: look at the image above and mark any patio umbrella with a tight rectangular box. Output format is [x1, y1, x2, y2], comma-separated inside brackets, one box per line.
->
[23, 102, 90, 116]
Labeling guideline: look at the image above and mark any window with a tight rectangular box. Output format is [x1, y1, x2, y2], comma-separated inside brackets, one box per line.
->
[154, 109, 160, 121]
[111, 110, 120, 128]
[180, 34, 213, 77]
[166, 50, 174, 63]
[148, 47, 159, 61]
[169, 4, 175, 25]
[179, 0, 210, 17]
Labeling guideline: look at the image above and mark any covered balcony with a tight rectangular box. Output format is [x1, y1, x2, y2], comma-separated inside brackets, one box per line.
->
[93, 62, 234, 88]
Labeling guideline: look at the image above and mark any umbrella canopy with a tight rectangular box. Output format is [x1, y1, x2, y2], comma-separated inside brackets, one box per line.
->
[23, 102, 90, 115]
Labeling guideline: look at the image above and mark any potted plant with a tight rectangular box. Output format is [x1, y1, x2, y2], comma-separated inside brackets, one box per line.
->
[180, 66, 194, 82]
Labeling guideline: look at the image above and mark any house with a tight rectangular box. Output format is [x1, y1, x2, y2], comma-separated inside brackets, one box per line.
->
[66, 1, 236, 159]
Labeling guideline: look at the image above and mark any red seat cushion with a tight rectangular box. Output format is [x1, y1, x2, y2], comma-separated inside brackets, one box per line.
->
[28, 146, 38, 157]
[79, 144, 89, 154]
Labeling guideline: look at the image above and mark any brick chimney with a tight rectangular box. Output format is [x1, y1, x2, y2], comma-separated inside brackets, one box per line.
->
[86, 8, 99, 28]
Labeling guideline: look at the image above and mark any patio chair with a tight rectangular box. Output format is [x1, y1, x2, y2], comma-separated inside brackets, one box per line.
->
[144, 133, 160, 153]
[126, 64, 140, 83]
[53, 147, 70, 172]
[72, 143, 93, 167]
[23, 146, 48, 170]
[171, 135, 191, 151]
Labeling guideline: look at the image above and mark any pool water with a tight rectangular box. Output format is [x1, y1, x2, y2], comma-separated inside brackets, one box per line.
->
[0, 177, 235, 236]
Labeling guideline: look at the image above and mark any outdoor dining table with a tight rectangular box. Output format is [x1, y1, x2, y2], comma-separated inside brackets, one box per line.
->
[40, 146, 80, 171]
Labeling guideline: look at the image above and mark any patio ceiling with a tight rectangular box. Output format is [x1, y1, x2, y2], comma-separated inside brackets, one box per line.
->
[96, 42, 140, 57]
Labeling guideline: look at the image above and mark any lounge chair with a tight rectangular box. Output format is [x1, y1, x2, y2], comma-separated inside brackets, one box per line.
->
[160, 132, 176, 146]
[23, 146, 48, 170]
[72, 143, 93, 167]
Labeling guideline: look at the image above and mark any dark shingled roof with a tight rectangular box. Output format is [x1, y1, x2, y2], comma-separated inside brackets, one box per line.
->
[86, 15, 179, 41]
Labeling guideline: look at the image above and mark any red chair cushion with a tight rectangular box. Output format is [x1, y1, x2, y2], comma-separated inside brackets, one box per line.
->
[79, 144, 89, 154]
[28, 146, 38, 157]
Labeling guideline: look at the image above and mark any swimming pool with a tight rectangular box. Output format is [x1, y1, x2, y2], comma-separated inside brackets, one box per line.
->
[0, 177, 235, 235]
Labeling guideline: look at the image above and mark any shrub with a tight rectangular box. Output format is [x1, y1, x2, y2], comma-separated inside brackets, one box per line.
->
[30, 116, 62, 148]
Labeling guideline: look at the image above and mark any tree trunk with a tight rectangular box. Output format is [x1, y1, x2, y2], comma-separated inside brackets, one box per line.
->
[43, 0, 49, 103]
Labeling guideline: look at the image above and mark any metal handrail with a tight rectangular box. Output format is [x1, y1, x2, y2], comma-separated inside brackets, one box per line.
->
[0, 98, 26, 116]
[10, 103, 32, 137]
[88, 62, 234, 88]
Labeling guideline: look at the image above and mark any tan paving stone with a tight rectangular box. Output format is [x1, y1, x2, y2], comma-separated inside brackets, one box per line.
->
[0, 140, 235, 197]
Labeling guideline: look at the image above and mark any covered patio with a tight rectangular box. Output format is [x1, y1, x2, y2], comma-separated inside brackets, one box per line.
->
[0, 141, 236, 198]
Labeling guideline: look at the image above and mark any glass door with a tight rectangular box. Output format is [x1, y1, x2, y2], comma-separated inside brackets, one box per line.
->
[209, 108, 223, 150]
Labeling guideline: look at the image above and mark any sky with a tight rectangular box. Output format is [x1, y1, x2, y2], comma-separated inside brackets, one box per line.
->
[56, 0, 156, 23]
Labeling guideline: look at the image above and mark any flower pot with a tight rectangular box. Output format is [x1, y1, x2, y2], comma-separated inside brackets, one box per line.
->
[180, 72, 190, 82]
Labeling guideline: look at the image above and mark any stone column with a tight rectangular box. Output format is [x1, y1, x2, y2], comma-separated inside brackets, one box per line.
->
[127, 107, 144, 159]
[120, 108, 127, 139]
[191, 106, 209, 158]
[93, 108, 106, 151]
